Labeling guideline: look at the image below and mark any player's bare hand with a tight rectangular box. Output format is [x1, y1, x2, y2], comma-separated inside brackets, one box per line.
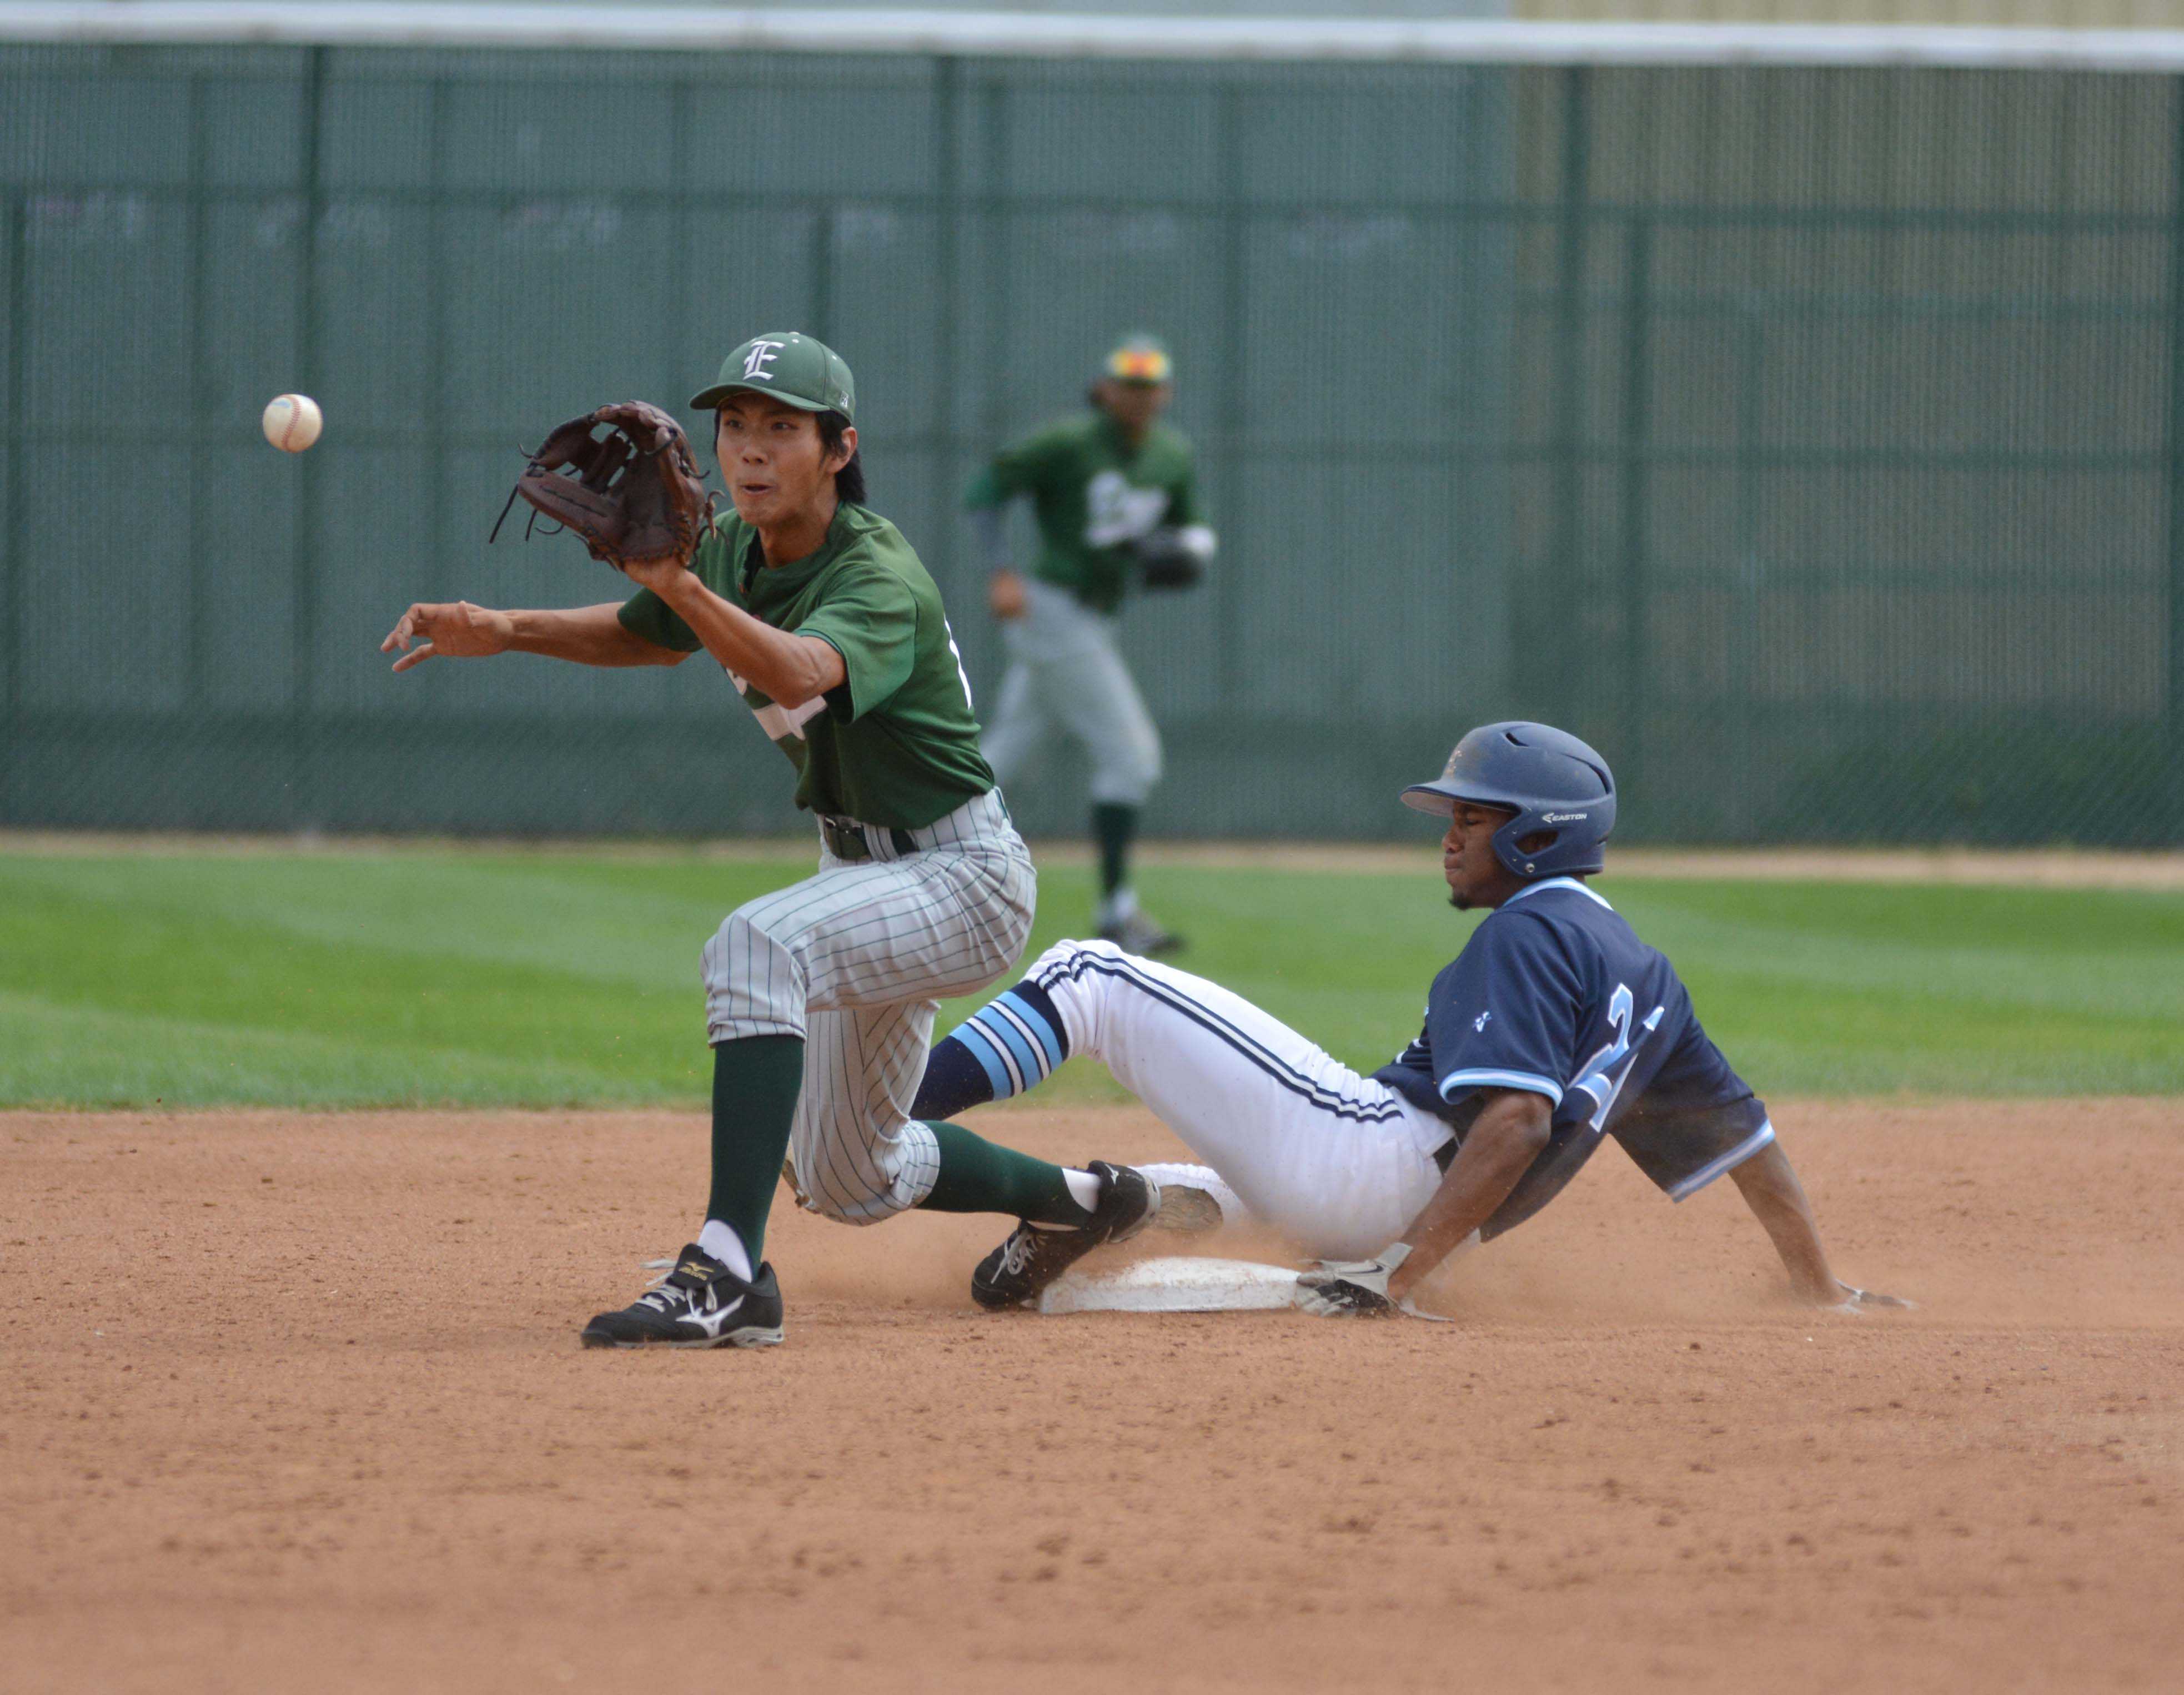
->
[987, 567, 1028, 621]
[381, 601, 514, 672]
[1819, 1282, 1915, 1315]
[616, 552, 692, 597]
[1294, 1256, 1401, 1317]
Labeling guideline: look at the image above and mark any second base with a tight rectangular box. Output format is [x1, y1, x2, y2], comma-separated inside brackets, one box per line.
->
[1036, 1255, 1300, 1315]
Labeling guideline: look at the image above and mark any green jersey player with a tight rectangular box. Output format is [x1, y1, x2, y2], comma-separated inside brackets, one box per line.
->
[383, 333, 1162, 1347]
[967, 335, 1216, 954]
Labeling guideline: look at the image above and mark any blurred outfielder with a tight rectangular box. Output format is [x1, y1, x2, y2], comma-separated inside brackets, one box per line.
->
[967, 334, 1216, 955]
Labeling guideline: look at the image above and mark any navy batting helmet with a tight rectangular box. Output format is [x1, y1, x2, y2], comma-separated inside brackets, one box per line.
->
[1400, 721, 1616, 879]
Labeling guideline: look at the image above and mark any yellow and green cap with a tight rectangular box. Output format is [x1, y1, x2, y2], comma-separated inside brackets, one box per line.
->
[1102, 334, 1172, 386]
[691, 331, 856, 420]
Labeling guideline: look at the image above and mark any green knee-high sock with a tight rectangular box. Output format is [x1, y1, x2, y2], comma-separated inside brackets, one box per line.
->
[918, 1120, 1091, 1225]
[1091, 802, 1136, 901]
[705, 1035, 806, 1264]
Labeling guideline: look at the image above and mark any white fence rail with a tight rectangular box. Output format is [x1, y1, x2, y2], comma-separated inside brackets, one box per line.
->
[5, 3, 2184, 71]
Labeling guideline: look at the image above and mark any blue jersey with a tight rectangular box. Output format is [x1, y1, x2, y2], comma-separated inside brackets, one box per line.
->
[1373, 877, 1774, 1241]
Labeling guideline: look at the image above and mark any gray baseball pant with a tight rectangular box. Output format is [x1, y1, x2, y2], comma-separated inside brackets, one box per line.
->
[981, 576, 1162, 806]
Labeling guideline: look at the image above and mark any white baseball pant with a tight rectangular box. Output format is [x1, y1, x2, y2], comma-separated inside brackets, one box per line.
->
[1025, 940, 1454, 1259]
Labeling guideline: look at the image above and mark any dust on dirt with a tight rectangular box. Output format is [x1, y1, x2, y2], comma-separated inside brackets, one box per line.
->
[4, 1099, 2180, 1693]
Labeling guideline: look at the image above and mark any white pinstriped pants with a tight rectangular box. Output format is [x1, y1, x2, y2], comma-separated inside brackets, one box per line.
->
[702, 789, 1035, 1226]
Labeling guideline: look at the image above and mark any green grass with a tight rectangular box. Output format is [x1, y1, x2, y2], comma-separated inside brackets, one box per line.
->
[1, 849, 2178, 1107]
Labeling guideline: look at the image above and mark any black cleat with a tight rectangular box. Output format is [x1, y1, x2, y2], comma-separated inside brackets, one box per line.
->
[971, 1161, 1160, 1310]
[580, 1244, 785, 1350]
[1098, 911, 1185, 956]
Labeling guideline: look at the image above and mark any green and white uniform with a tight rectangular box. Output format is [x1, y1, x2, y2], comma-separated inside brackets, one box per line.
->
[967, 411, 1203, 809]
[621, 501, 1035, 1224]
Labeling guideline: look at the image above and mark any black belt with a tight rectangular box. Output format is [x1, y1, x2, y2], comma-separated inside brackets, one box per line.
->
[820, 816, 918, 862]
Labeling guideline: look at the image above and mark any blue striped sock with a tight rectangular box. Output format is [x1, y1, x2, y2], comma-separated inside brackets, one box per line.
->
[911, 982, 1070, 1119]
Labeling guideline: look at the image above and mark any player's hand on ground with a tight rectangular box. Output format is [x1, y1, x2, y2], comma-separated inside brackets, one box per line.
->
[382, 601, 514, 671]
[1294, 1256, 1402, 1317]
[1820, 1282, 1915, 1315]
[987, 567, 1028, 621]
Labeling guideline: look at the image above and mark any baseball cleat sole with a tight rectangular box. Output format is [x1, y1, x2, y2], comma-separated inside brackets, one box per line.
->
[579, 1323, 785, 1351]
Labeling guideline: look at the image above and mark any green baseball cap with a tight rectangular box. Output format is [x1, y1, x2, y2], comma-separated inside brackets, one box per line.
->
[691, 331, 856, 420]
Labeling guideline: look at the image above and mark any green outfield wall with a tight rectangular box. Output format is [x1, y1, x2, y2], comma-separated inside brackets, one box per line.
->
[2, 41, 2179, 843]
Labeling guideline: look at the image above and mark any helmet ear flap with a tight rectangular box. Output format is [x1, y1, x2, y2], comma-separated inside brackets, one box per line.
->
[1492, 811, 1584, 883]
[1487, 813, 1532, 882]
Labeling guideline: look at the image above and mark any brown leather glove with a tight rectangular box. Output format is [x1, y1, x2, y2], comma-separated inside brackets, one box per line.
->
[493, 400, 715, 569]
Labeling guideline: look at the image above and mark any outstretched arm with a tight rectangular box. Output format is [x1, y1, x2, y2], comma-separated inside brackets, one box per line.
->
[1385, 1089, 1549, 1302]
[1299, 1104, 1911, 1318]
[1297, 1089, 1549, 1315]
[1729, 1138, 1907, 1311]
[382, 601, 687, 671]
[619, 557, 847, 708]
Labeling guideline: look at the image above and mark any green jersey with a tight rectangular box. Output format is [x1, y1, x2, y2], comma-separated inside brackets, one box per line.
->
[966, 411, 1199, 615]
[619, 503, 993, 830]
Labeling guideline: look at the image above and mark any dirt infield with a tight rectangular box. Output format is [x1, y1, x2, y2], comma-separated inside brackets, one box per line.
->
[5, 1100, 2181, 1693]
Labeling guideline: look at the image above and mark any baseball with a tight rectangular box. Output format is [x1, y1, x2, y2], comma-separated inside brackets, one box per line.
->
[262, 393, 323, 453]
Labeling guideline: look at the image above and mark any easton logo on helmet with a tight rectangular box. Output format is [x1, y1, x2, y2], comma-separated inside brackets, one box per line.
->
[1542, 811, 1589, 823]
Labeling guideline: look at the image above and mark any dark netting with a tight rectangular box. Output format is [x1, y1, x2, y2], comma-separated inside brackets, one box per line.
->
[1, 44, 2177, 843]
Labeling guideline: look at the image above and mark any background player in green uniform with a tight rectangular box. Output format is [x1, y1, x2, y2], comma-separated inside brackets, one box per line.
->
[968, 335, 1217, 955]
[382, 333, 1160, 1347]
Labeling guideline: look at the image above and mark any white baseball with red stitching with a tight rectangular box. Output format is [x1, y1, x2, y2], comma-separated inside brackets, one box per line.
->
[262, 393, 323, 453]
